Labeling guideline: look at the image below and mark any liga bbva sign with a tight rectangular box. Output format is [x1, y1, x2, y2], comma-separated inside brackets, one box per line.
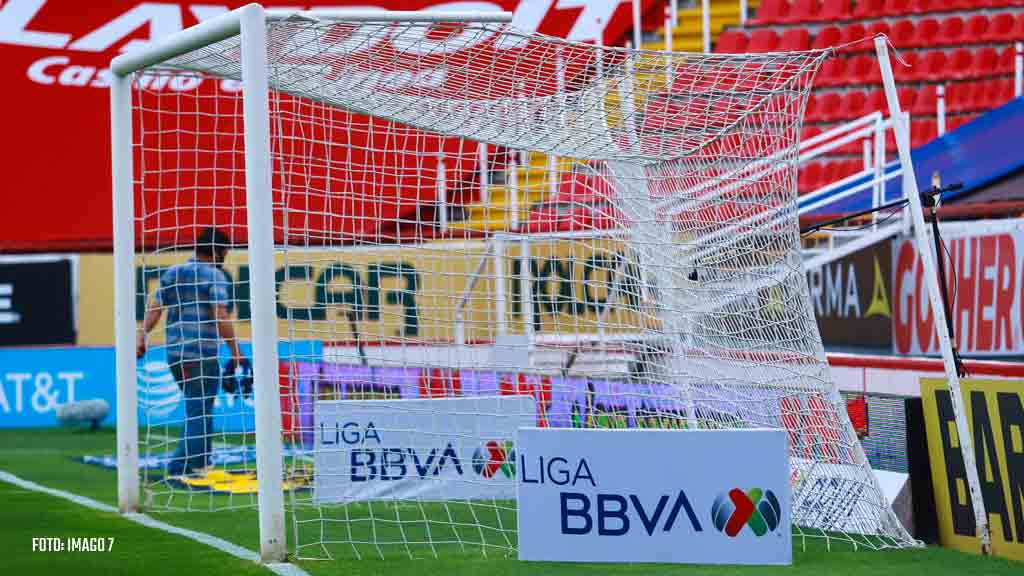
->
[893, 219, 1024, 356]
[516, 428, 791, 564]
[920, 378, 1024, 560]
[313, 396, 536, 503]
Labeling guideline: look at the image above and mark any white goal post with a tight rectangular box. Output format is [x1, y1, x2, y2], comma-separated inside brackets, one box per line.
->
[109, 3, 983, 564]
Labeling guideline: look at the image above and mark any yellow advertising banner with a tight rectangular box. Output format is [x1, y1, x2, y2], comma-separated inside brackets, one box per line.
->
[77, 238, 654, 347]
[920, 377, 1024, 560]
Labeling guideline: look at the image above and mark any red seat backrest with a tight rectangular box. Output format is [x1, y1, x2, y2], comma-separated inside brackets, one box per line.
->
[882, 0, 910, 15]
[841, 22, 868, 45]
[911, 0, 933, 12]
[818, 0, 851, 20]
[940, 16, 965, 44]
[988, 13, 1014, 41]
[853, 0, 884, 18]
[867, 90, 887, 112]
[915, 18, 940, 46]
[975, 47, 998, 70]
[913, 84, 937, 114]
[869, 21, 891, 38]
[754, 0, 789, 24]
[716, 30, 748, 53]
[816, 57, 847, 85]
[966, 15, 989, 41]
[811, 25, 842, 50]
[897, 87, 918, 111]
[923, 50, 947, 74]
[949, 48, 973, 71]
[891, 19, 915, 47]
[748, 29, 780, 52]
[779, 28, 811, 51]
[842, 90, 867, 117]
[787, 0, 819, 22]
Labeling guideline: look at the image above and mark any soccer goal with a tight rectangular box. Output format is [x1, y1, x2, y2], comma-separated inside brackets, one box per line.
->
[111, 4, 970, 563]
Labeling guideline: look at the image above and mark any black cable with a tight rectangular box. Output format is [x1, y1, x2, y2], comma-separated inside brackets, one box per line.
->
[801, 201, 907, 237]
[923, 192, 967, 378]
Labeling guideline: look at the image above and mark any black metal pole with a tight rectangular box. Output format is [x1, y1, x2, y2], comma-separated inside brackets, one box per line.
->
[925, 197, 966, 377]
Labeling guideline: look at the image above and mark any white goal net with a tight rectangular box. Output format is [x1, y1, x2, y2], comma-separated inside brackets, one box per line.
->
[126, 10, 915, 560]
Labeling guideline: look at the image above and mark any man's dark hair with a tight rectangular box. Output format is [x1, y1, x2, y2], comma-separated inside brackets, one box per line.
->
[195, 227, 230, 259]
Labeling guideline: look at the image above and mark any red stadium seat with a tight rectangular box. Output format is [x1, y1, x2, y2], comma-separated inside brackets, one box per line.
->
[910, 0, 934, 13]
[841, 159, 863, 179]
[815, 57, 846, 86]
[894, 51, 918, 82]
[752, 0, 789, 25]
[801, 125, 823, 144]
[912, 84, 938, 115]
[920, 51, 948, 81]
[779, 28, 811, 51]
[912, 18, 939, 48]
[818, 92, 843, 121]
[987, 13, 1015, 42]
[804, 94, 822, 122]
[848, 54, 877, 84]
[1017, 13, 1024, 41]
[944, 82, 969, 113]
[867, 89, 887, 113]
[882, 0, 911, 15]
[898, 87, 918, 112]
[811, 26, 842, 50]
[748, 30, 780, 52]
[966, 15, 989, 43]
[716, 30, 748, 53]
[818, 0, 851, 21]
[840, 90, 868, 119]
[841, 22, 869, 47]
[783, 0, 819, 23]
[912, 119, 938, 147]
[853, 0, 884, 18]
[891, 19, 915, 48]
[994, 79, 1016, 107]
[799, 161, 824, 194]
[847, 54, 880, 84]
[949, 49, 973, 79]
[939, 17, 965, 46]
[974, 48, 998, 78]
[960, 82, 986, 112]
[869, 21, 891, 39]
[997, 46, 1016, 74]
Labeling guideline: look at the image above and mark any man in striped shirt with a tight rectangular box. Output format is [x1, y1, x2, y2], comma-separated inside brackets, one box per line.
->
[137, 227, 243, 477]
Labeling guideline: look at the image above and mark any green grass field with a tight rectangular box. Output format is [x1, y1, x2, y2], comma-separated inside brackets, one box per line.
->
[0, 427, 1020, 575]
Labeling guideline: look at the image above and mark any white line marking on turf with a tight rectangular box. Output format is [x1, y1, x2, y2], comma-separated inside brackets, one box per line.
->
[0, 469, 310, 576]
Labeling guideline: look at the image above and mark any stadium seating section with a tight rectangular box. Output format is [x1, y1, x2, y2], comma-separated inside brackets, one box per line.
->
[448, 0, 1022, 232]
[718, 1, 1022, 194]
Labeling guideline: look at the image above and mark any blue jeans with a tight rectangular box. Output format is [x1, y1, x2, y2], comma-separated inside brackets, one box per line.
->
[167, 359, 220, 476]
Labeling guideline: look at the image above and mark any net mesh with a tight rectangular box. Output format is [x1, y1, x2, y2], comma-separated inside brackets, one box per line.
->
[131, 14, 916, 559]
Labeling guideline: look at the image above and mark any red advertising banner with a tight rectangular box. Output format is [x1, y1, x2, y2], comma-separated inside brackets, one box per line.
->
[0, 0, 661, 251]
[892, 220, 1022, 357]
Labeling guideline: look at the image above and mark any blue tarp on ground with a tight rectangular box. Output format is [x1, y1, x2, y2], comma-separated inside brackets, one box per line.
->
[801, 96, 1024, 216]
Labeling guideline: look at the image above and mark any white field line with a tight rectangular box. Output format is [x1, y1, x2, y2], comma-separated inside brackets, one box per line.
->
[0, 469, 310, 576]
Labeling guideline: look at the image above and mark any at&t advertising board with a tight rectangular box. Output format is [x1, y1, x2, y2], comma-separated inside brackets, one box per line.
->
[314, 395, 536, 503]
[516, 428, 791, 564]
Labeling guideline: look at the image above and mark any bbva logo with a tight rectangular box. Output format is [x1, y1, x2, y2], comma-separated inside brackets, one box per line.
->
[711, 488, 782, 537]
[471, 441, 515, 479]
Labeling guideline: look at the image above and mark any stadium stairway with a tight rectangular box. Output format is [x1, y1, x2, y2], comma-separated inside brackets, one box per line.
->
[445, 152, 568, 233]
[643, 0, 762, 53]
